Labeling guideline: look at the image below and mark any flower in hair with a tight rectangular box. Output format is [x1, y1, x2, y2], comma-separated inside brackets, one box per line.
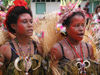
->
[0, 11, 6, 17]
[13, 0, 27, 7]
[56, 23, 66, 35]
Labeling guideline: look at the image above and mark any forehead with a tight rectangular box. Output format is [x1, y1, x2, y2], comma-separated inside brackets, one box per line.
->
[71, 15, 85, 23]
[18, 13, 32, 20]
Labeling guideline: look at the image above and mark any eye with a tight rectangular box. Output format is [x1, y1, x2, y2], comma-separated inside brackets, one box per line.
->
[81, 24, 85, 27]
[30, 19, 33, 23]
[22, 19, 28, 23]
[75, 24, 80, 27]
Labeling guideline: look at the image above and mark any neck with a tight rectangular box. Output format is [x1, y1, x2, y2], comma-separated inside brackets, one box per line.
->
[66, 36, 80, 45]
[16, 34, 31, 45]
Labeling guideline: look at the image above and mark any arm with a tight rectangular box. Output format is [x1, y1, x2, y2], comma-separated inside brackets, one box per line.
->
[0, 43, 11, 68]
[50, 43, 62, 61]
[0, 46, 6, 67]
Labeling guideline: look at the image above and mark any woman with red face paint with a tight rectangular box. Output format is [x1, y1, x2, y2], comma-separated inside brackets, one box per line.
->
[0, 0, 53, 75]
[50, 4, 100, 75]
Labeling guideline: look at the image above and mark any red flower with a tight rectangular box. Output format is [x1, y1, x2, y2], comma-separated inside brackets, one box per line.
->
[13, 0, 27, 7]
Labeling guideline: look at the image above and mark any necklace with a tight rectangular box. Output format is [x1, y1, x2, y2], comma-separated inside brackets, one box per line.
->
[65, 38, 83, 62]
[65, 38, 90, 75]
[15, 38, 31, 57]
[14, 38, 32, 74]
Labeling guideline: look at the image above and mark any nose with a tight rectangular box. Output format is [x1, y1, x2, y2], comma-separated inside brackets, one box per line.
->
[79, 26, 84, 31]
[28, 22, 33, 27]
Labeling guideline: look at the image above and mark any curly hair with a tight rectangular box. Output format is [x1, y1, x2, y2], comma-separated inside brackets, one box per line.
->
[4, 6, 33, 34]
[95, 5, 100, 14]
[62, 11, 85, 28]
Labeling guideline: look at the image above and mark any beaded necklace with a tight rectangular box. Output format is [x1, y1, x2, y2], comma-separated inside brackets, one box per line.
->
[15, 38, 31, 58]
[14, 38, 32, 75]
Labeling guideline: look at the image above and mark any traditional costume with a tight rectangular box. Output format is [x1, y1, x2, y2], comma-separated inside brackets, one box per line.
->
[0, 0, 56, 75]
[32, 0, 100, 75]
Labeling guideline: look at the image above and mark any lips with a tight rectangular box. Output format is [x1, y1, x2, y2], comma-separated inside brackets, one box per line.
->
[78, 33, 84, 37]
[27, 29, 33, 33]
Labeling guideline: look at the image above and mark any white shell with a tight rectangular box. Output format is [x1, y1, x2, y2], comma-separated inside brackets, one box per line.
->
[14, 57, 22, 71]
[83, 60, 90, 69]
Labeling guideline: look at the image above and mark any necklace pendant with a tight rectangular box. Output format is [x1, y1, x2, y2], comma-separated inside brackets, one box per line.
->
[23, 56, 32, 73]
[25, 72, 28, 75]
[76, 59, 91, 75]
[83, 60, 90, 69]
[81, 63, 85, 68]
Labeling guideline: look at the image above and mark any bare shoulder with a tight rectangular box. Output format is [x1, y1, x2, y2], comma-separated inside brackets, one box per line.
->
[0, 42, 11, 63]
[51, 40, 64, 60]
[0, 42, 11, 58]
[82, 41, 95, 60]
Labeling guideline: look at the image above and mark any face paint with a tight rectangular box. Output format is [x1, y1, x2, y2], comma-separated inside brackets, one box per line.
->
[17, 19, 25, 34]
[16, 13, 33, 36]
[67, 15, 85, 41]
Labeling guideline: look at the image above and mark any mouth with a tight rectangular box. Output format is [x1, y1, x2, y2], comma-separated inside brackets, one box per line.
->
[27, 29, 33, 33]
[78, 33, 84, 37]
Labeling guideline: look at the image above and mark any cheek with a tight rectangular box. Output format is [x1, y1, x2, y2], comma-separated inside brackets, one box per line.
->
[68, 27, 83, 41]
[69, 27, 77, 34]
[17, 24, 25, 34]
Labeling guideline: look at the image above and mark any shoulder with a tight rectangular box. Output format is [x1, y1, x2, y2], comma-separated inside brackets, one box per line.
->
[83, 42, 93, 52]
[0, 42, 11, 62]
[0, 42, 11, 54]
[82, 41, 95, 60]
[50, 40, 65, 60]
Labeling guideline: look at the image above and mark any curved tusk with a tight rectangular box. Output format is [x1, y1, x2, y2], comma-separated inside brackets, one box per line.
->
[14, 57, 22, 71]
[31, 55, 42, 70]
[83, 60, 90, 69]
[75, 61, 82, 70]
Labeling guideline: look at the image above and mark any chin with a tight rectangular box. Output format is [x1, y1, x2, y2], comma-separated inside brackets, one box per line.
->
[76, 37, 83, 41]
[26, 34, 33, 37]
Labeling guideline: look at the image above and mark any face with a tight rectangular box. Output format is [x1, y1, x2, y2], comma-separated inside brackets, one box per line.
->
[66, 15, 85, 41]
[97, 8, 100, 13]
[16, 13, 33, 36]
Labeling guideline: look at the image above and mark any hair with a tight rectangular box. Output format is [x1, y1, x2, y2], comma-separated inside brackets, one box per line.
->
[85, 2, 89, 7]
[83, 7, 89, 13]
[62, 11, 85, 28]
[95, 5, 100, 14]
[5, 6, 33, 34]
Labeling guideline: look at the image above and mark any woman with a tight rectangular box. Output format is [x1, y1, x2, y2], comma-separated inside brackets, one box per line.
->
[93, 5, 100, 23]
[0, 0, 52, 75]
[50, 7, 98, 75]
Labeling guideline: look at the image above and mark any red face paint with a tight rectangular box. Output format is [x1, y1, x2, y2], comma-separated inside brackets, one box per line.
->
[17, 19, 25, 34]
[16, 13, 33, 36]
[67, 15, 85, 41]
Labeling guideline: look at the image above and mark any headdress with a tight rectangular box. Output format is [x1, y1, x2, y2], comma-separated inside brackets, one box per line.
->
[13, 0, 27, 7]
[57, 0, 85, 34]
[7, 0, 28, 16]
[59, 0, 82, 14]
[3, 0, 28, 30]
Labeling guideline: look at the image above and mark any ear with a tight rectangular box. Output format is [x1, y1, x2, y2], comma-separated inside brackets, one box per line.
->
[11, 24, 16, 30]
